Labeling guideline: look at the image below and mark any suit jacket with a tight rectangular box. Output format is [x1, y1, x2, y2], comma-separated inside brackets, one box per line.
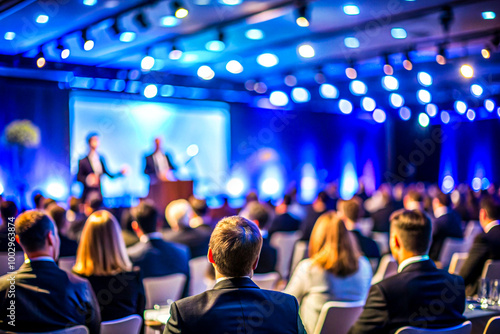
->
[349, 260, 466, 334]
[459, 224, 500, 296]
[163, 228, 211, 259]
[164, 277, 306, 334]
[77, 270, 145, 322]
[77, 155, 118, 202]
[351, 230, 381, 259]
[0, 260, 100, 334]
[269, 213, 301, 236]
[144, 152, 177, 183]
[370, 204, 395, 233]
[254, 236, 277, 274]
[429, 210, 463, 261]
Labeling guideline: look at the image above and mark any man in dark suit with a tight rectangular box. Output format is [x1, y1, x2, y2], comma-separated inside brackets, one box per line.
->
[0, 211, 100, 333]
[127, 200, 190, 296]
[459, 196, 500, 296]
[76, 132, 126, 202]
[349, 209, 466, 334]
[268, 194, 301, 237]
[144, 137, 177, 184]
[164, 216, 306, 334]
[246, 201, 277, 274]
[429, 191, 464, 261]
[338, 197, 380, 260]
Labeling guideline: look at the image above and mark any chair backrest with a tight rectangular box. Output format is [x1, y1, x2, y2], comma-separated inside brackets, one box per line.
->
[448, 252, 469, 275]
[0, 252, 25, 276]
[0, 325, 90, 334]
[100, 314, 142, 334]
[394, 321, 472, 334]
[371, 254, 398, 285]
[270, 231, 302, 279]
[464, 221, 482, 241]
[290, 240, 308, 274]
[481, 260, 500, 280]
[483, 316, 500, 334]
[438, 238, 470, 269]
[252, 272, 280, 290]
[58, 256, 76, 273]
[143, 273, 187, 309]
[188, 256, 211, 296]
[312, 300, 365, 334]
[371, 232, 389, 255]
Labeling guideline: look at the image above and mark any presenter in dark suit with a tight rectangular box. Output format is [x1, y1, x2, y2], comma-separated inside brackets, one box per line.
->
[77, 132, 126, 202]
[459, 196, 500, 296]
[144, 137, 177, 184]
[0, 211, 100, 333]
[164, 216, 306, 334]
[349, 209, 466, 334]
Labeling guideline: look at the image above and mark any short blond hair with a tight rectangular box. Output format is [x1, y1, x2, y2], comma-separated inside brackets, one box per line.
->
[73, 210, 132, 276]
[165, 199, 193, 230]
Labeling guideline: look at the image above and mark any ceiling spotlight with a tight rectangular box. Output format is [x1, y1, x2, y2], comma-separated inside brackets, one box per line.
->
[36, 49, 46, 68]
[345, 59, 357, 79]
[298, 44, 315, 58]
[284, 74, 297, 87]
[57, 41, 70, 59]
[82, 29, 94, 51]
[314, 69, 326, 84]
[436, 43, 447, 65]
[141, 50, 155, 70]
[296, 2, 310, 27]
[134, 12, 149, 29]
[169, 44, 183, 60]
[439, 5, 454, 34]
[481, 47, 491, 59]
[206, 30, 225, 52]
[460, 64, 474, 78]
[226, 60, 243, 74]
[403, 50, 413, 71]
[383, 54, 393, 75]
[173, 1, 189, 19]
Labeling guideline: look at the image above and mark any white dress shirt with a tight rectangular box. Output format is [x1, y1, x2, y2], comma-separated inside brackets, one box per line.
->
[397, 255, 430, 273]
[88, 151, 103, 175]
[153, 151, 171, 175]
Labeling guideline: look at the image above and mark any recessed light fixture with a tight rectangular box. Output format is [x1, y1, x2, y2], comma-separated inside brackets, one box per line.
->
[161, 16, 180, 27]
[36, 14, 49, 24]
[245, 29, 264, 40]
[482, 11, 496, 20]
[343, 5, 360, 15]
[83, 0, 97, 6]
[257, 53, 279, 67]
[119, 32, 136, 42]
[4, 32, 15, 40]
[344, 37, 360, 48]
[391, 28, 407, 39]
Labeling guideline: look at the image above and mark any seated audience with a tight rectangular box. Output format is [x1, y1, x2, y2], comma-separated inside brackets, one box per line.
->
[349, 209, 465, 334]
[0, 200, 23, 252]
[300, 191, 328, 241]
[338, 197, 381, 260]
[285, 211, 372, 334]
[32, 191, 45, 210]
[429, 191, 463, 261]
[67, 192, 102, 242]
[163, 199, 211, 258]
[164, 216, 306, 333]
[367, 184, 396, 232]
[245, 201, 277, 274]
[0, 211, 100, 333]
[73, 210, 145, 321]
[268, 194, 301, 236]
[46, 204, 78, 257]
[189, 196, 212, 229]
[403, 189, 424, 211]
[127, 200, 190, 295]
[459, 196, 500, 296]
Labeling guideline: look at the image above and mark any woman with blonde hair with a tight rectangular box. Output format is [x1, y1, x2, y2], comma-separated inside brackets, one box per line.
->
[73, 210, 145, 321]
[285, 211, 372, 333]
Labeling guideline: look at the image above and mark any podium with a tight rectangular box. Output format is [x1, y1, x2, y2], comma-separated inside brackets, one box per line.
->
[147, 180, 194, 214]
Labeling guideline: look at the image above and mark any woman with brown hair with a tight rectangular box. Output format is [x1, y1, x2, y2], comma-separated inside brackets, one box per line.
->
[73, 210, 145, 321]
[285, 211, 372, 333]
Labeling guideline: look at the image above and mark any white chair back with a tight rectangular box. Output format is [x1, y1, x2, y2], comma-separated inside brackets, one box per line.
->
[188, 256, 211, 296]
[312, 300, 365, 334]
[371, 232, 389, 255]
[438, 238, 471, 269]
[371, 254, 398, 285]
[448, 252, 468, 275]
[358, 218, 374, 237]
[0, 325, 89, 334]
[463, 221, 482, 241]
[394, 321, 472, 334]
[58, 256, 76, 273]
[143, 273, 187, 309]
[481, 260, 500, 280]
[252, 272, 280, 290]
[100, 315, 142, 334]
[270, 231, 302, 279]
[484, 316, 500, 334]
[290, 240, 308, 274]
[0, 252, 25, 275]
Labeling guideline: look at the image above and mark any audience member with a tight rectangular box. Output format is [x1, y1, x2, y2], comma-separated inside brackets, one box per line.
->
[403, 189, 424, 211]
[0, 200, 22, 252]
[268, 194, 301, 236]
[459, 196, 500, 296]
[46, 204, 78, 257]
[0, 211, 100, 333]
[164, 216, 306, 333]
[73, 210, 145, 321]
[188, 196, 212, 229]
[67, 192, 103, 242]
[32, 191, 45, 210]
[163, 199, 211, 258]
[367, 184, 396, 232]
[300, 191, 328, 241]
[285, 211, 372, 333]
[349, 209, 465, 333]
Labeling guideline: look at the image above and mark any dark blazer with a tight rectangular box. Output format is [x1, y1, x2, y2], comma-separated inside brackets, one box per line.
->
[255, 236, 278, 274]
[351, 230, 381, 259]
[371, 204, 395, 233]
[349, 260, 466, 334]
[429, 210, 463, 261]
[0, 260, 100, 334]
[77, 270, 145, 322]
[77, 155, 119, 202]
[269, 213, 301, 236]
[459, 223, 500, 296]
[144, 152, 177, 183]
[59, 233, 78, 257]
[164, 277, 306, 334]
[163, 228, 211, 259]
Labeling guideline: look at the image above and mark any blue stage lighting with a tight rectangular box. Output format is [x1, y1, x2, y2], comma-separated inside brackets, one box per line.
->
[470, 84, 483, 97]
[319, 84, 338, 99]
[344, 37, 360, 48]
[343, 5, 360, 15]
[269, 91, 289, 106]
[454, 101, 467, 114]
[418, 113, 430, 127]
[373, 108, 386, 123]
[399, 107, 411, 120]
[441, 175, 455, 194]
[466, 109, 476, 121]
[426, 103, 438, 117]
[417, 72, 432, 86]
[417, 89, 431, 104]
[382, 76, 399, 91]
[391, 28, 407, 39]
[390, 93, 404, 108]
[361, 97, 376, 112]
[440, 111, 450, 124]
[339, 99, 353, 114]
[349, 80, 367, 95]
[291, 87, 310, 103]
[484, 99, 495, 112]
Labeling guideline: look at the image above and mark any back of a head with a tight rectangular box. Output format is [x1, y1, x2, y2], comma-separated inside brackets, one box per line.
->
[133, 200, 158, 234]
[43, 198, 56, 210]
[165, 199, 193, 230]
[480, 196, 500, 221]
[282, 194, 292, 206]
[190, 196, 208, 217]
[340, 197, 361, 222]
[74, 210, 131, 276]
[435, 190, 451, 207]
[209, 216, 262, 277]
[1, 200, 18, 223]
[33, 192, 44, 209]
[246, 202, 271, 230]
[406, 190, 423, 203]
[390, 209, 432, 255]
[69, 196, 81, 213]
[15, 210, 55, 253]
[46, 204, 66, 232]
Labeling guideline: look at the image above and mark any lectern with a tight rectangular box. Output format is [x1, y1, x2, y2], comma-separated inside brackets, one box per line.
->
[147, 180, 194, 214]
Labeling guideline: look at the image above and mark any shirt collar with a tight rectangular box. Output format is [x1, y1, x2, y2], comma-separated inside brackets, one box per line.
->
[485, 220, 499, 233]
[216, 276, 251, 284]
[29, 256, 55, 263]
[398, 255, 430, 273]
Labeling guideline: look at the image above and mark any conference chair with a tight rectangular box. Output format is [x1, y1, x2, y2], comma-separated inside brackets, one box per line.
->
[0, 252, 25, 275]
[252, 272, 280, 290]
[394, 321, 472, 334]
[270, 231, 302, 279]
[483, 316, 500, 334]
[100, 314, 142, 334]
[438, 238, 471, 269]
[371, 254, 398, 285]
[464, 221, 482, 241]
[481, 260, 500, 281]
[58, 256, 76, 273]
[188, 256, 211, 296]
[312, 300, 365, 334]
[290, 240, 308, 274]
[143, 273, 187, 309]
[448, 252, 468, 275]
[0, 325, 89, 334]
